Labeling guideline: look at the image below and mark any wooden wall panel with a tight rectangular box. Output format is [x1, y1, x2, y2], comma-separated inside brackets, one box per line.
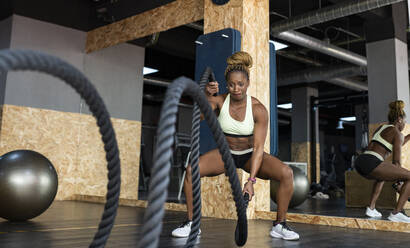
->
[0, 104, 141, 201]
[86, 0, 204, 53]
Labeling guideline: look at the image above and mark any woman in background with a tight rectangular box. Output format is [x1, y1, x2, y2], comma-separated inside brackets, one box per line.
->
[355, 100, 410, 223]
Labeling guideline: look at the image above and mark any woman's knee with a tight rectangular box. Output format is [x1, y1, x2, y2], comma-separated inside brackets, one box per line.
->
[401, 181, 410, 197]
[280, 165, 294, 183]
[185, 165, 192, 181]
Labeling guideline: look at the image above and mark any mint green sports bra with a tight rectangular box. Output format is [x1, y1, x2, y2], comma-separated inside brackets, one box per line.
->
[371, 124, 394, 152]
[217, 94, 254, 137]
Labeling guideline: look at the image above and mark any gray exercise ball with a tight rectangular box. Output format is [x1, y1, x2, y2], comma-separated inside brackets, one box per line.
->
[270, 165, 309, 208]
[0, 150, 58, 221]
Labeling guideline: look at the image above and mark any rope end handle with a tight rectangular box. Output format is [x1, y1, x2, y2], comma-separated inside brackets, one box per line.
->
[200, 67, 217, 96]
[234, 192, 250, 246]
[209, 71, 217, 97]
[243, 192, 250, 208]
[209, 71, 216, 82]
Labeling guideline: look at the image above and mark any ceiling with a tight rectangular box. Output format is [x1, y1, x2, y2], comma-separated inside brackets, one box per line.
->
[1, 0, 405, 130]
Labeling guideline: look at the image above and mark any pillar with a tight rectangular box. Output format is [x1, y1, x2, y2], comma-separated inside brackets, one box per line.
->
[200, 0, 270, 219]
[290, 86, 319, 183]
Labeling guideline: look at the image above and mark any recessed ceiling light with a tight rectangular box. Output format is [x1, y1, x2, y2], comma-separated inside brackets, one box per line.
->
[143, 67, 158, 75]
[340, 116, 356, 122]
[269, 40, 288, 50]
[277, 103, 292, 109]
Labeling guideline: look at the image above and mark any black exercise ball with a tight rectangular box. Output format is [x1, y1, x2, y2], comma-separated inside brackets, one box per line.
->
[0, 150, 58, 221]
[270, 165, 309, 208]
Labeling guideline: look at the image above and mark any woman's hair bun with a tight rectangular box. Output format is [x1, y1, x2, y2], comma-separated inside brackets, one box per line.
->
[388, 100, 406, 123]
[226, 51, 253, 69]
[389, 100, 404, 111]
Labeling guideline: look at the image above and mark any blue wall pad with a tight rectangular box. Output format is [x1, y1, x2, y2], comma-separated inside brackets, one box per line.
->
[194, 29, 278, 156]
[195, 28, 241, 155]
[269, 42, 279, 156]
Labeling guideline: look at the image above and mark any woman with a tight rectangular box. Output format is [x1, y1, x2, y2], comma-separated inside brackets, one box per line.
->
[355, 100, 410, 223]
[171, 51, 299, 240]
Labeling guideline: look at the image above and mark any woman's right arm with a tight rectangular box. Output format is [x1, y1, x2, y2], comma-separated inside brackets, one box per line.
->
[205, 81, 219, 107]
[201, 81, 220, 119]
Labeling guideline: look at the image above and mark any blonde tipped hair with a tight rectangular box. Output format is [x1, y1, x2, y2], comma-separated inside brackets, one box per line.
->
[224, 51, 253, 80]
[388, 100, 406, 123]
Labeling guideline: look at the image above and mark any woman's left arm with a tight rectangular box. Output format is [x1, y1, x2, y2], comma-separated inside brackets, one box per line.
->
[393, 130, 404, 167]
[243, 102, 268, 200]
[249, 103, 268, 178]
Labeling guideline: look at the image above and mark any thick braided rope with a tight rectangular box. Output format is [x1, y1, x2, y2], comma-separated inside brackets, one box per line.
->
[138, 76, 247, 248]
[0, 49, 121, 248]
[185, 67, 215, 247]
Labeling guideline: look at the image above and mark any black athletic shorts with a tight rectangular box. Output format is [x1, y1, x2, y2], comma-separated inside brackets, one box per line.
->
[232, 152, 253, 169]
[354, 153, 383, 178]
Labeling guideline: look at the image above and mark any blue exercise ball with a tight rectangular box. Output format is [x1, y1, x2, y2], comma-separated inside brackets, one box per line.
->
[0, 150, 58, 221]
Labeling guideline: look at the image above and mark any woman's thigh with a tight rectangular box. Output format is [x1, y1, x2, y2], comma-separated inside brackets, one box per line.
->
[242, 152, 291, 181]
[369, 162, 410, 181]
[198, 149, 226, 177]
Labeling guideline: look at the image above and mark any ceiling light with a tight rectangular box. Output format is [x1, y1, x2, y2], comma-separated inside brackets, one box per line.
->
[269, 40, 288, 50]
[277, 103, 292, 109]
[340, 116, 356, 122]
[143, 67, 158, 75]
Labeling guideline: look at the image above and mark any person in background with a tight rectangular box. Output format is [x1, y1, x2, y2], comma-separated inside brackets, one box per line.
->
[354, 100, 410, 223]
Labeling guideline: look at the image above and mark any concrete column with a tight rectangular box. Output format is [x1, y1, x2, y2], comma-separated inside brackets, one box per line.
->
[291, 86, 318, 183]
[366, 38, 410, 124]
[201, 0, 270, 219]
[365, 2, 410, 124]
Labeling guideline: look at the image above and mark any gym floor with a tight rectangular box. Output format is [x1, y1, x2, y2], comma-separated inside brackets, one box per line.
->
[272, 197, 410, 220]
[0, 201, 409, 248]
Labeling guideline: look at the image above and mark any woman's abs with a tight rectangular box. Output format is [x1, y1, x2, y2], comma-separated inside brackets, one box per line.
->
[226, 136, 253, 151]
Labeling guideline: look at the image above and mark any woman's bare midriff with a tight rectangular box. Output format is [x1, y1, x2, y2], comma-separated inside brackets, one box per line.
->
[226, 136, 254, 151]
[367, 142, 391, 160]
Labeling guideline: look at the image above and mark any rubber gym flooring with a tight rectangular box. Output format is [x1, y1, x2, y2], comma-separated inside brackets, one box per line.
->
[0, 201, 409, 248]
[273, 197, 410, 220]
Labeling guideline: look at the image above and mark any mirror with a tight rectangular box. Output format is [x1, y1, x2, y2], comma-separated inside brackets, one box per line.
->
[273, 103, 410, 223]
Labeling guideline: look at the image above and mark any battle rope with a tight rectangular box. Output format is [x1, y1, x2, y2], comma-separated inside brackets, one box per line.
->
[0, 49, 121, 248]
[138, 75, 249, 248]
[185, 67, 215, 248]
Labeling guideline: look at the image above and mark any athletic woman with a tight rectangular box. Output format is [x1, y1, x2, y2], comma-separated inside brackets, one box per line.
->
[355, 100, 410, 223]
[171, 51, 299, 240]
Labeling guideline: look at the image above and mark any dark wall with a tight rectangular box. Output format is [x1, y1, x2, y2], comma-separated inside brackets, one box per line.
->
[323, 134, 355, 187]
[277, 125, 291, 161]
